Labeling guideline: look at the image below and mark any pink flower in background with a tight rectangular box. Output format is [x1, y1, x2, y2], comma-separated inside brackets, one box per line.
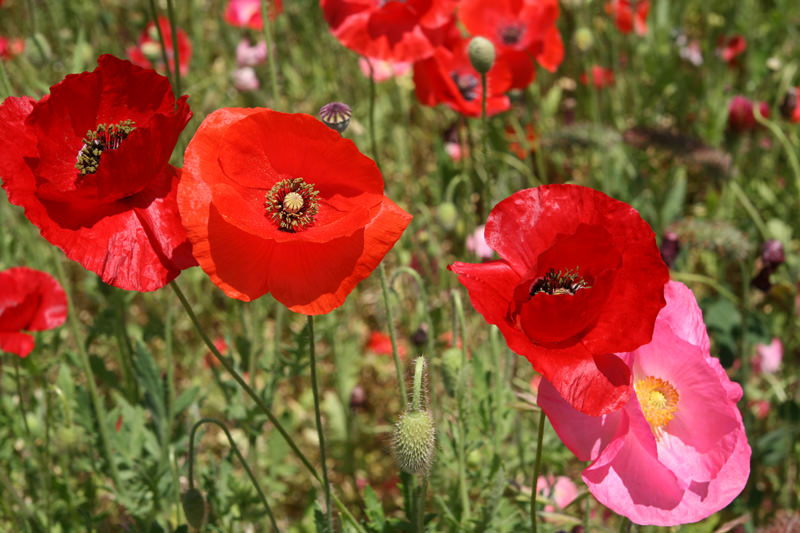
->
[718, 35, 746, 64]
[126, 16, 192, 75]
[466, 225, 493, 260]
[754, 337, 782, 374]
[224, 0, 282, 30]
[232, 66, 259, 91]
[728, 95, 769, 132]
[236, 39, 268, 66]
[444, 141, 463, 162]
[0, 37, 24, 60]
[358, 57, 411, 82]
[536, 475, 579, 511]
[538, 281, 750, 525]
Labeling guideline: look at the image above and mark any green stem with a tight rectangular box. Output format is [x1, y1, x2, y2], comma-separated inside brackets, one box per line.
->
[164, 300, 181, 522]
[411, 357, 425, 412]
[416, 477, 428, 533]
[165, 0, 182, 96]
[379, 263, 407, 404]
[188, 417, 279, 532]
[147, 0, 175, 93]
[13, 358, 31, 438]
[0, 59, 12, 98]
[530, 410, 546, 533]
[368, 60, 381, 170]
[307, 315, 333, 531]
[51, 249, 122, 489]
[753, 105, 800, 195]
[390, 266, 436, 359]
[170, 281, 319, 481]
[260, 0, 279, 103]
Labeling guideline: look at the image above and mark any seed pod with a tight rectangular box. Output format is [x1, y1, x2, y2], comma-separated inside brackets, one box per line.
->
[393, 410, 436, 474]
[468, 36, 495, 75]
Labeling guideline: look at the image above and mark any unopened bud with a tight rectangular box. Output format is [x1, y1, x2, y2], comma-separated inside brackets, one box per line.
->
[349, 385, 366, 410]
[393, 410, 435, 474]
[574, 27, 594, 52]
[437, 202, 458, 231]
[319, 102, 352, 134]
[411, 324, 429, 347]
[182, 488, 207, 529]
[659, 231, 680, 268]
[761, 239, 785, 269]
[468, 36, 495, 75]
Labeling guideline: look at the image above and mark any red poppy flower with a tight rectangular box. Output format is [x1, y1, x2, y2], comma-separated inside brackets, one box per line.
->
[366, 331, 408, 358]
[178, 108, 412, 315]
[789, 88, 800, 123]
[728, 95, 769, 132]
[505, 123, 536, 159]
[605, 0, 649, 35]
[224, 0, 283, 30]
[413, 36, 513, 117]
[321, 0, 457, 62]
[458, 0, 564, 88]
[717, 35, 746, 64]
[126, 16, 192, 76]
[449, 185, 668, 416]
[0, 36, 24, 60]
[0, 267, 67, 357]
[580, 65, 615, 89]
[0, 55, 195, 292]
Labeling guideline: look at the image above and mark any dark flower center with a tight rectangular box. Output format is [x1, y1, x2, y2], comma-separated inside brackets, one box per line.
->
[450, 72, 479, 101]
[265, 177, 320, 232]
[530, 267, 590, 296]
[499, 25, 524, 45]
[75, 119, 136, 175]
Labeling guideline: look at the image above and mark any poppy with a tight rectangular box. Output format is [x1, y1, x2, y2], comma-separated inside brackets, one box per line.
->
[580, 65, 615, 89]
[505, 123, 536, 159]
[0, 36, 24, 60]
[538, 281, 750, 525]
[126, 16, 192, 76]
[605, 0, 650, 36]
[717, 35, 746, 64]
[321, 0, 457, 62]
[449, 185, 668, 415]
[366, 331, 407, 358]
[413, 36, 513, 117]
[0, 55, 195, 292]
[224, 0, 283, 29]
[458, 0, 564, 89]
[178, 108, 412, 315]
[0, 267, 67, 357]
[727, 95, 769, 132]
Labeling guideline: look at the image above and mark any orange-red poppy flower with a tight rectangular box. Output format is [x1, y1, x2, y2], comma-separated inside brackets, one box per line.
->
[0, 267, 67, 357]
[178, 108, 412, 315]
[126, 16, 192, 76]
[605, 0, 650, 36]
[0, 55, 195, 292]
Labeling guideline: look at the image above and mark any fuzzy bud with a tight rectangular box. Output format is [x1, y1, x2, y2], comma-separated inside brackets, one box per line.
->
[440, 347, 462, 397]
[319, 102, 352, 134]
[437, 202, 458, 231]
[393, 410, 436, 474]
[468, 36, 495, 75]
[182, 488, 208, 529]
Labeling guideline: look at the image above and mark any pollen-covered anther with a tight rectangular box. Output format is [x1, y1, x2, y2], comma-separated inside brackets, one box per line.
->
[530, 267, 590, 296]
[634, 376, 680, 439]
[75, 119, 136, 175]
[264, 177, 320, 232]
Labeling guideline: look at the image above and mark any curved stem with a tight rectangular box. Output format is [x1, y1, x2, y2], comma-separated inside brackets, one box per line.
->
[390, 266, 436, 358]
[51, 249, 121, 489]
[530, 410, 546, 533]
[260, 0, 279, 103]
[307, 315, 333, 531]
[188, 417, 279, 532]
[379, 263, 407, 404]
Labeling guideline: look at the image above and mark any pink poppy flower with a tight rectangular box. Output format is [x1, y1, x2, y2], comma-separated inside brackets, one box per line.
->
[224, 0, 282, 30]
[538, 281, 750, 525]
[236, 39, 268, 67]
[0, 37, 24, 60]
[754, 337, 782, 374]
[232, 66, 259, 91]
[718, 35, 746, 64]
[536, 475, 579, 512]
[358, 56, 412, 82]
[466, 225, 493, 260]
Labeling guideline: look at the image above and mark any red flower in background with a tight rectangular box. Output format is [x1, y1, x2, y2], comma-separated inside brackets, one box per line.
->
[126, 16, 192, 76]
[366, 331, 408, 358]
[0, 55, 195, 291]
[580, 65, 615, 88]
[505, 123, 536, 159]
[718, 35, 746, 64]
[414, 36, 513, 117]
[178, 108, 412, 315]
[321, 0, 457, 62]
[605, 0, 649, 36]
[449, 185, 668, 416]
[0, 267, 67, 357]
[224, 0, 283, 30]
[728, 95, 769, 132]
[791, 88, 800, 123]
[458, 0, 563, 88]
[0, 37, 24, 60]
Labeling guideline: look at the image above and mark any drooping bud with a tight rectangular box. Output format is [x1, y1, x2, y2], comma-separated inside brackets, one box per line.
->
[659, 231, 680, 268]
[182, 488, 208, 529]
[467, 36, 495, 75]
[319, 102, 352, 134]
[440, 347, 462, 398]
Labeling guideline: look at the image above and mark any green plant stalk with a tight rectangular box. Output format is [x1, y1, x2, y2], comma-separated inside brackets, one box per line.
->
[368, 61, 382, 169]
[411, 357, 425, 412]
[389, 266, 436, 362]
[416, 476, 428, 533]
[188, 417, 279, 531]
[530, 410, 546, 533]
[0, 59, 12, 99]
[164, 301, 182, 523]
[307, 315, 333, 531]
[147, 0, 175, 94]
[13, 358, 31, 438]
[260, 0, 280, 103]
[379, 263, 407, 404]
[165, 0, 182, 96]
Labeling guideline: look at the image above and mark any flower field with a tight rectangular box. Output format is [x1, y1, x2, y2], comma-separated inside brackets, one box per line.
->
[0, 0, 798, 531]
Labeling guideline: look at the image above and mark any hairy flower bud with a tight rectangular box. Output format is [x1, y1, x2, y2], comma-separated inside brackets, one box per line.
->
[393, 410, 436, 474]
[468, 36, 495, 75]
